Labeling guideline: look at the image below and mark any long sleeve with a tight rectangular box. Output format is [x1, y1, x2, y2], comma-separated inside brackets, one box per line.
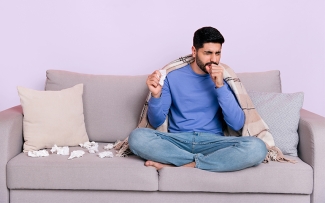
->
[215, 82, 245, 131]
[147, 78, 172, 128]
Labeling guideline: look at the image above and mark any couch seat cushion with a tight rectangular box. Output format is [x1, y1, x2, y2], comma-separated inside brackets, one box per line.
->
[7, 143, 158, 191]
[158, 156, 312, 194]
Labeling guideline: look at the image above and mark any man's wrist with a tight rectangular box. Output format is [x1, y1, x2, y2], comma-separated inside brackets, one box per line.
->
[215, 82, 224, 88]
[151, 92, 161, 98]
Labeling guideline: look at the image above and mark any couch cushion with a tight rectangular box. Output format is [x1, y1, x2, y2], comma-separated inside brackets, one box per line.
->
[17, 84, 89, 152]
[45, 70, 281, 142]
[46, 70, 148, 142]
[237, 70, 281, 93]
[158, 156, 312, 194]
[248, 91, 304, 156]
[7, 143, 158, 191]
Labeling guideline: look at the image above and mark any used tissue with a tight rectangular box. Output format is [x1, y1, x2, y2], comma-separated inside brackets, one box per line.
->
[158, 69, 167, 86]
[80, 141, 99, 153]
[50, 144, 69, 155]
[98, 151, 113, 158]
[68, 150, 85, 160]
[104, 143, 114, 150]
[28, 150, 49, 158]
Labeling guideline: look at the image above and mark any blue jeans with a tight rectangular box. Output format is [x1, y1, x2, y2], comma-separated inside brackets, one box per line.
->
[129, 128, 267, 172]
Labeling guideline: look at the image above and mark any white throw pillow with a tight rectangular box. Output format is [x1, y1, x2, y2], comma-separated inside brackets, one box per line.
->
[248, 91, 304, 156]
[17, 84, 89, 152]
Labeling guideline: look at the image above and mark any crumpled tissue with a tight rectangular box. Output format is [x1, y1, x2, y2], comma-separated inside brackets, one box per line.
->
[68, 150, 85, 160]
[98, 151, 113, 158]
[28, 150, 49, 158]
[79, 141, 99, 153]
[158, 70, 167, 86]
[50, 144, 69, 155]
[104, 143, 114, 150]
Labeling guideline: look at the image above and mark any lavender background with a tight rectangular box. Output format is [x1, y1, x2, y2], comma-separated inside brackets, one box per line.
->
[1, 1, 324, 117]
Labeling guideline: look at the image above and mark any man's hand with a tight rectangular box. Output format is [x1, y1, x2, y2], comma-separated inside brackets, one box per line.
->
[147, 70, 162, 98]
[206, 64, 224, 88]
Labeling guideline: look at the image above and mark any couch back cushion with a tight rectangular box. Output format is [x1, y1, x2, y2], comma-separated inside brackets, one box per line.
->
[237, 70, 282, 93]
[45, 69, 281, 142]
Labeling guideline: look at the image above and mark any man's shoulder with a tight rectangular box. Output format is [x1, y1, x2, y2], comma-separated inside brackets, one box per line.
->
[166, 64, 190, 78]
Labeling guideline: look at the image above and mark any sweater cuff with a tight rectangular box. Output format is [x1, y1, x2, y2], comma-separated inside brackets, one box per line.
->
[149, 96, 162, 106]
[215, 83, 232, 98]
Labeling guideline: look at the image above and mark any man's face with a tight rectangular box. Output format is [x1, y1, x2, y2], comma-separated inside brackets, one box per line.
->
[192, 43, 222, 74]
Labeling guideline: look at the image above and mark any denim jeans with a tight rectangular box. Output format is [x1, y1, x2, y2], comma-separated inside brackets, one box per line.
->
[128, 128, 267, 172]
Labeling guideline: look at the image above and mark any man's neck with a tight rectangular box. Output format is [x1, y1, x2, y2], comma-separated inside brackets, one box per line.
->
[190, 61, 206, 75]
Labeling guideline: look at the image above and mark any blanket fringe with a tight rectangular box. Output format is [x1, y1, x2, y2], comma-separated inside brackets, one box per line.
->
[114, 138, 131, 157]
[264, 144, 297, 163]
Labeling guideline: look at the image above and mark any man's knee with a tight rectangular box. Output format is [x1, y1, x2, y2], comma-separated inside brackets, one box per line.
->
[246, 137, 268, 164]
[129, 128, 143, 150]
[128, 128, 154, 154]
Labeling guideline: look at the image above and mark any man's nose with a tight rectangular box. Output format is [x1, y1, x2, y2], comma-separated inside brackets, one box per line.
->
[210, 55, 217, 63]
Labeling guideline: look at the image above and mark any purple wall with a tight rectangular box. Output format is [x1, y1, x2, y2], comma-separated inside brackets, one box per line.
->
[1, 1, 324, 117]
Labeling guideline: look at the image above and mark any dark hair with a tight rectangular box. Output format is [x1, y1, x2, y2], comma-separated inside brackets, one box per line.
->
[193, 27, 225, 50]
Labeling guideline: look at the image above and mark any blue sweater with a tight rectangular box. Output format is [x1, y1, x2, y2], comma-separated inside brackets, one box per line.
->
[148, 64, 245, 135]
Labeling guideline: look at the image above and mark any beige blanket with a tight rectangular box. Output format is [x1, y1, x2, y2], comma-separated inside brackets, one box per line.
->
[114, 54, 295, 163]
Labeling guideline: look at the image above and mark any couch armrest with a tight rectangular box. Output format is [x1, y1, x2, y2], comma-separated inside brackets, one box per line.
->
[0, 106, 24, 203]
[298, 109, 325, 203]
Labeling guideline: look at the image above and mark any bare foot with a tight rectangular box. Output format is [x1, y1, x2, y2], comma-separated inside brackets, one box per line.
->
[145, 160, 174, 170]
[145, 161, 196, 170]
[182, 162, 196, 168]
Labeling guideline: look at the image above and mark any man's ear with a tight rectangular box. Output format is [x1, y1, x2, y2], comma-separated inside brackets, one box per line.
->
[191, 46, 196, 58]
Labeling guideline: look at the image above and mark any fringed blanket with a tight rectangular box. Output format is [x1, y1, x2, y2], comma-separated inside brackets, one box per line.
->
[114, 54, 296, 163]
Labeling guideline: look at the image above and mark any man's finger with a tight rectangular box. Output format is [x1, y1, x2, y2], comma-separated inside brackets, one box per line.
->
[210, 65, 223, 70]
[206, 65, 211, 74]
[149, 80, 159, 87]
[149, 79, 160, 87]
[150, 76, 160, 83]
[147, 76, 160, 87]
[154, 70, 161, 80]
[210, 68, 223, 73]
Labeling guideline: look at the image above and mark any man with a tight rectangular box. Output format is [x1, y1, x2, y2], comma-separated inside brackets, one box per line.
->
[129, 27, 267, 172]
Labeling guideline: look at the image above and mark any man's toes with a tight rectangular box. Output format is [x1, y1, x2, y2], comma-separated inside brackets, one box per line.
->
[145, 160, 153, 166]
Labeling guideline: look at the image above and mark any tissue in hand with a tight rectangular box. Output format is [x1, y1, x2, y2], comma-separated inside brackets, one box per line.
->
[158, 70, 167, 86]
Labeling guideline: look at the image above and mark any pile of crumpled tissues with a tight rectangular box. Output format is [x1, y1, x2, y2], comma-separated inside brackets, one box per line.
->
[27, 142, 114, 160]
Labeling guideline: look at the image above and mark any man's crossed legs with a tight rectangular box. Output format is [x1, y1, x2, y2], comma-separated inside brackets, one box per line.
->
[129, 128, 267, 172]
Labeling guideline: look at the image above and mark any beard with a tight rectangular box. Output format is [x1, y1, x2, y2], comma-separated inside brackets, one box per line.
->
[195, 53, 218, 74]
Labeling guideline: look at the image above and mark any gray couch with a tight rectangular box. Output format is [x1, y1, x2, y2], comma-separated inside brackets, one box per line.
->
[1, 69, 325, 203]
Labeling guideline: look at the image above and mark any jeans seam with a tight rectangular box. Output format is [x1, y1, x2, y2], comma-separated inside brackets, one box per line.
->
[192, 135, 195, 153]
